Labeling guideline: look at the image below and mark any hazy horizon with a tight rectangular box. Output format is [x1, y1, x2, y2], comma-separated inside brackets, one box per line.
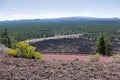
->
[0, 0, 120, 21]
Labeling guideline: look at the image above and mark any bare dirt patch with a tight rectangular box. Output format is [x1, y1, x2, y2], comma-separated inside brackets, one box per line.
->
[42, 54, 110, 62]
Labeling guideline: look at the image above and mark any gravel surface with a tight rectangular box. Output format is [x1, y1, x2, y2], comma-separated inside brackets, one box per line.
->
[0, 56, 120, 80]
[42, 54, 110, 62]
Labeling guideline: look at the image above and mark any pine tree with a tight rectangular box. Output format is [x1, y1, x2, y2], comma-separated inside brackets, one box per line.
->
[96, 35, 112, 56]
[0, 28, 15, 48]
[96, 35, 106, 55]
[105, 39, 112, 56]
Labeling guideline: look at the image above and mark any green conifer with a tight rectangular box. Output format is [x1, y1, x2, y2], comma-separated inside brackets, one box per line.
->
[0, 28, 15, 48]
[96, 35, 112, 56]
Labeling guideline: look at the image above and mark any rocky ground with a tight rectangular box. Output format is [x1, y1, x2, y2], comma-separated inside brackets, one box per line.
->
[0, 55, 120, 80]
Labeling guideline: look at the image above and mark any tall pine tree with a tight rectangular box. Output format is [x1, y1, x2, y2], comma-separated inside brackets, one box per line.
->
[96, 35, 112, 56]
[0, 28, 15, 48]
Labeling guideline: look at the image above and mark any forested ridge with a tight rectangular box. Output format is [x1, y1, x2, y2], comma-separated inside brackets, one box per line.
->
[0, 17, 120, 41]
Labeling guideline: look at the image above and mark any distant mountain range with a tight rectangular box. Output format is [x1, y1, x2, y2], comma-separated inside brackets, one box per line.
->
[0, 17, 120, 22]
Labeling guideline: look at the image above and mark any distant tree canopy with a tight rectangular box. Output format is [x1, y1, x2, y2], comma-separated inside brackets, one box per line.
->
[0, 28, 16, 48]
[96, 35, 112, 56]
[0, 19, 120, 41]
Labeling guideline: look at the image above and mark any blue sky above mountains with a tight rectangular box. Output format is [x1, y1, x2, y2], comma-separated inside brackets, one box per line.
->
[0, 0, 120, 20]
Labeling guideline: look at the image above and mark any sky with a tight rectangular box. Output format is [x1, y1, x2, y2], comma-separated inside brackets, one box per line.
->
[0, 0, 120, 21]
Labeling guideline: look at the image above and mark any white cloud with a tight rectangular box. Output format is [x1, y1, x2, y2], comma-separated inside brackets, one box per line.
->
[11, 13, 26, 18]
[0, 13, 30, 21]
[11, 8, 18, 10]
[38, 12, 91, 19]
[0, 12, 2, 14]
[81, 11, 89, 16]
[1, 12, 90, 21]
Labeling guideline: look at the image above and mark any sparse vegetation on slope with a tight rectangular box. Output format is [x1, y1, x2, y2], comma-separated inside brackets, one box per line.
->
[89, 53, 101, 62]
[111, 54, 120, 61]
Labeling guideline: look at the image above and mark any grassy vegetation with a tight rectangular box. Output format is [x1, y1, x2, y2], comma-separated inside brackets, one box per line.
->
[111, 54, 120, 61]
[89, 53, 101, 62]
